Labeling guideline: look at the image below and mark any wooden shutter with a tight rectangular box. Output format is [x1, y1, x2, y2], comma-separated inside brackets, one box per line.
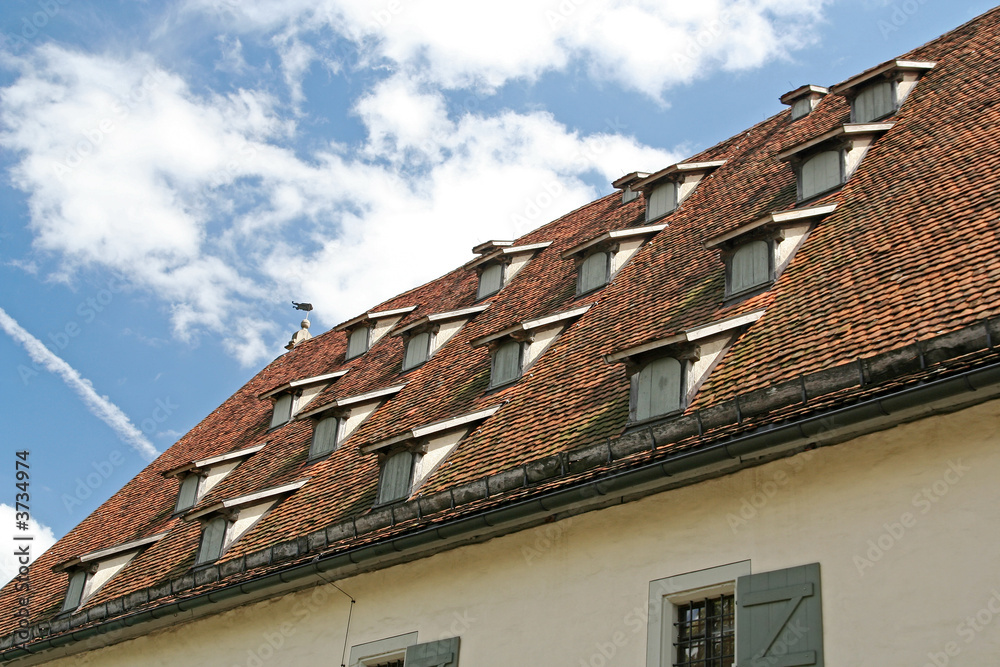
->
[404, 332, 431, 370]
[646, 182, 677, 221]
[62, 570, 87, 611]
[378, 450, 414, 504]
[347, 327, 370, 359]
[635, 357, 682, 421]
[579, 252, 610, 293]
[404, 637, 460, 667]
[492, 340, 522, 386]
[309, 416, 340, 458]
[175, 474, 200, 512]
[730, 240, 770, 294]
[800, 151, 841, 200]
[478, 263, 504, 299]
[270, 393, 293, 429]
[853, 80, 894, 122]
[790, 98, 811, 120]
[197, 516, 227, 564]
[736, 563, 824, 667]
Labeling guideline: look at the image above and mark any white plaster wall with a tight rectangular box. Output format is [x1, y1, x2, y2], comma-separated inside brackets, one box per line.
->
[611, 238, 644, 277]
[80, 552, 135, 606]
[339, 400, 382, 443]
[33, 398, 1000, 667]
[431, 319, 466, 355]
[412, 427, 470, 491]
[200, 461, 240, 499]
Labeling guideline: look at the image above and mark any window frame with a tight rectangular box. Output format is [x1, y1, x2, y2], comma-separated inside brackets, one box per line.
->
[349, 633, 419, 667]
[61, 569, 89, 613]
[308, 414, 341, 460]
[477, 261, 506, 300]
[629, 355, 688, 424]
[195, 514, 229, 565]
[269, 392, 295, 430]
[850, 78, 897, 123]
[724, 238, 775, 299]
[489, 339, 525, 388]
[346, 325, 372, 360]
[646, 181, 678, 223]
[796, 148, 845, 202]
[376, 448, 418, 505]
[402, 330, 434, 371]
[174, 473, 202, 513]
[577, 250, 612, 295]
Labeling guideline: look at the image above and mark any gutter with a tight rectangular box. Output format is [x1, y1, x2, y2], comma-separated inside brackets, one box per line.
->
[6, 357, 1000, 664]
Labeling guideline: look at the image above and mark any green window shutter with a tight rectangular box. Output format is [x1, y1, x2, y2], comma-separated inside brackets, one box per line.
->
[736, 563, 824, 667]
[579, 252, 610, 293]
[646, 182, 677, 221]
[492, 340, 522, 386]
[270, 393, 293, 429]
[478, 263, 504, 299]
[175, 474, 200, 512]
[730, 240, 771, 294]
[309, 416, 340, 458]
[853, 80, 894, 122]
[404, 637, 460, 667]
[404, 332, 431, 370]
[62, 570, 87, 612]
[378, 450, 415, 504]
[800, 151, 841, 200]
[635, 357, 682, 421]
[197, 516, 228, 564]
[347, 327, 370, 359]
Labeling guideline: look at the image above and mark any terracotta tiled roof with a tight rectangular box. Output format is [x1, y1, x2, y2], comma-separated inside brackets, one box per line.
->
[6, 6, 1000, 652]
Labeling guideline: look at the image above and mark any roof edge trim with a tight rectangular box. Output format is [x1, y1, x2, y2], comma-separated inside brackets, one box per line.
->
[296, 384, 407, 420]
[392, 304, 492, 337]
[632, 160, 726, 191]
[604, 310, 766, 363]
[831, 59, 936, 95]
[471, 305, 592, 348]
[361, 405, 501, 453]
[561, 224, 667, 259]
[333, 306, 419, 332]
[184, 480, 309, 521]
[53, 533, 169, 572]
[777, 123, 895, 161]
[704, 205, 837, 249]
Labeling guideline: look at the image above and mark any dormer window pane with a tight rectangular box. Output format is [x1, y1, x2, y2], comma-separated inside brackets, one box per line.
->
[646, 182, 677, 221]
[492, 340, 522, 386]
[197, 516, 227, 564]
[346, 327, 370, 359]
[790, 97, 812, 121]
[62, 570, 87, 612]
[635, 357, 682, 421]
[730, 241, 771, 294]
[309, 416, 340, 459]
[478, 263, 504, 299]
[403, 332, 431, 370]
[800, 151, 842, 200]
[853, 80, 894, 123]
[377, 450, 414, 504]
[270, 393, 294, 429]
[175, 474, 200, 512]
[579, 252, 610, 294]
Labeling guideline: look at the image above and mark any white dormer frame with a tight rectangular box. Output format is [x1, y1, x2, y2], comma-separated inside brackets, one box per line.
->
[780, 85, 829, 121]
[465, 241, 553, 300]
[334, 306, 419, 360]
[562, 224, 666, 295]
[361, 405, 501, 505]
[53, 533, 168, 612]
[777, 123, 894, 202]
[611, 171, 651, 205]
[605, 311, 765, 424]
[296, 384, 407, 459]
[631, 161, 726, 222]
[163, 443, 267, 512]
[259, 370, 351, 430]
[472, 305, 592, 388]
[831, 59, 935, 123]
[392, 304, 491, 371]
[705, 205, 837, 299]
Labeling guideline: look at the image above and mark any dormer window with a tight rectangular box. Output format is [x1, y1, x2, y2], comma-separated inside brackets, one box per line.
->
[780, 85, 829, 121]
[175, 473, 201, 512]
[562, 224, 666, 296]
[403, 332, 431, 369]
[605, 311, 765, 424]
[393, 304, 490, 373]
[186, 480, 308, 565]
[472, 306, 591, 389]
[259, 370, 349, 431]
[612, 172, 650, 205]
[778, 125, 893, 203]
[466, 242, 552, 301]
[270, 393, 294, 428]
[361, 405, 500, 505]
[164, 443, 266, 512]
[335, 306, 418, 361]
[831, 59, 935, 124]
[54, 533, 168, 613]
[62, 570, 87, 612]
[631, 161, 725, 223]
[297, 384, 406, 460]
[705, 204, 837, 300]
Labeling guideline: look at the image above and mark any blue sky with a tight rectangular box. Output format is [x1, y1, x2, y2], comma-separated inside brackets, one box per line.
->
[0, 0, 990, 581]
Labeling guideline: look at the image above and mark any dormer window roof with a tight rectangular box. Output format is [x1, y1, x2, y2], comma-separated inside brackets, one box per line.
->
[361, 405, 501, 505]
[605, 311, 765, 424]
[392, 304, 491, 371]
[780, 84, 829, 121]
[831, 59, 935, 123]
[334, 306, 418, 360]
[258, 370, 350, 429]
[472, 305, 591, 388]
[611, 171, 650, 204]
[163, 443, 266, 512]
[631, 160, 726, 223]
[295, 384, 406, 459]
[562, 224, 666, 295]
[705, 205, 837, 299]
[53, 533, 168, 613]
[778, 123, 893, 202]
[465, 241, 552, 300]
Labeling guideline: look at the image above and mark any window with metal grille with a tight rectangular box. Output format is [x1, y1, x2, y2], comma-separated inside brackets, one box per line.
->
[372, 661, 403, 667]
[674, 594, 735, 667]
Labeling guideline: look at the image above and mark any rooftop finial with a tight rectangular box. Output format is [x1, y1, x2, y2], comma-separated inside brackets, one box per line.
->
[285, 302, 314, 350]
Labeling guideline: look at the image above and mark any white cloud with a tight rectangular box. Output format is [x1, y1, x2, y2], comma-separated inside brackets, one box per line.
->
[0, 306, 159, 460]
[0, 506, 58, 587]
[184, 0, 829, 99]
[1, 46, 678, 364]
